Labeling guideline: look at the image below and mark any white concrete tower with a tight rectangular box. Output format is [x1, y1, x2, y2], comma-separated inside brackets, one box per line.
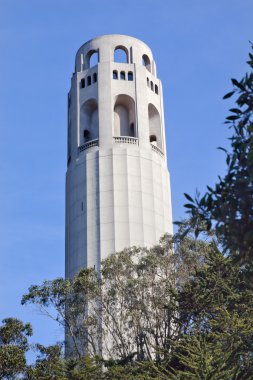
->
[66, 34, 173, 279]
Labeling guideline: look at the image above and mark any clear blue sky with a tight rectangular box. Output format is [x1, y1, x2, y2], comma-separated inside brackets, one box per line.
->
[0, 0, 252, 351]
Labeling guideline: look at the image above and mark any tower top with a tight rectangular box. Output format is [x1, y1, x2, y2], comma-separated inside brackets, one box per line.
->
[75, 34, 155, 75]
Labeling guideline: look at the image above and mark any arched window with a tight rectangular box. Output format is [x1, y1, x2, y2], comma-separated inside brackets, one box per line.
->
[81, 78, 85, 88]
[113, 70, 118, 79]
[114, 95, 136, 137]
[150, 135, 157, 144]
[93, 73, 97, 83]
[88, 50, 99, 68]
[150, 81, 154, 91]
[148, 104, 162, 150]
[80, 99, 99, 143]
[114, 46, 128, 63]
[128, 71, 133, 81]
[68, 95, 71, 108]
[120, 71, 126, 80]
[87, 76, 91, 86]
[83, 129, 91, 141]
[142, 54, 151, 72]
[155, 84, 158, 94]
[147, 77, 150, 87]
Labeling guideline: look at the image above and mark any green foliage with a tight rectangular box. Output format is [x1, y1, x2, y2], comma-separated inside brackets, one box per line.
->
[25, 344, 67, 380]
[0, 318, 32, 349]
[168, 245, 253, 379]
[0, 318, 32, 379]
[180, 45, 253, 274]
[66, 356, 102, 380]
[0, 345, 26, 380]
[21, 269, 101, 358]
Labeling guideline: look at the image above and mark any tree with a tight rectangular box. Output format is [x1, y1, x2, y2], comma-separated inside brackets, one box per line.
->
[25, 344, 67, 380]
[0, 318, 32, 379]
[168, 244, 253, 379]
[13, 235, 253, 378]
[180, 45, 253, 274]
[21, 270, 101, 358]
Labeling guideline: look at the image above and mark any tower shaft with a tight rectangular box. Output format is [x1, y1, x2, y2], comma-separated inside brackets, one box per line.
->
[66, 35, 173, 279]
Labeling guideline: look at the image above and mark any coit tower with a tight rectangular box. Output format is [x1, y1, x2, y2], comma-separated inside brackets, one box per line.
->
[65, 35, 173, 279]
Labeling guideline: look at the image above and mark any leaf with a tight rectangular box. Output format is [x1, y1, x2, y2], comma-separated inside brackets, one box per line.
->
[226, 115, 239, 121]
[184, 203, 197, 209]
[217, 147, 227, 153]
[223, 91, 235, 99]
[184, 193, 194, 203]
[174, 221, 183, 226]
[231, 78, 245, 91]
[229, 108, 242, 114]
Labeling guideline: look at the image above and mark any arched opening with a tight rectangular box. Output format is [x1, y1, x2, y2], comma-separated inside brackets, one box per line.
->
[114, 95, 136, 137]
[142, 54, 151, 72]
[93, 73, 97, 83]
[128, 71, 133, 81]
[81, 78, 85, 89]
[150, 134, 157, 146]
[148, 104, 162, 150]
[113, 70, 118, 79]
[150, 81, 154, 91]
[80, 99, 99, 144]
[114, 46, 128, 63]
[86, 50, 99, 68]
[87, 76, 91, 86]
[155, 84, 158, 94]
[120, 71, 126, 80]
[147, 77, 150, 87]
[83, 129, 91, 141]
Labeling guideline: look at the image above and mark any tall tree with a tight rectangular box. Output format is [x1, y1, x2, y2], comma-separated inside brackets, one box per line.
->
[180, 45, 253, 274]
[0, 318, 32, 379]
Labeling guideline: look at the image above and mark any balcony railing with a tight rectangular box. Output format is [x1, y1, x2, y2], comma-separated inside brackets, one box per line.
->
[113, 136, 139, 145]
[151, 143, 164, 157]
[78, 139, 99, 153]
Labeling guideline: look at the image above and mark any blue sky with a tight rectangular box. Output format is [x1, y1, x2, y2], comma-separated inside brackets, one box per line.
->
[0, 0, 252, 351]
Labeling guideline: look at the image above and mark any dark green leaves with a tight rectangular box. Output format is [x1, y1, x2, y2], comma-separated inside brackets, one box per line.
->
[181, 44, 253, 274]
[231, 78, 245, 91]
[223, 90, 235, 99]
[184, 193, 194, 203]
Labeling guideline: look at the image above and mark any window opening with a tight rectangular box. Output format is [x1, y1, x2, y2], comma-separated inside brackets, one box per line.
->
[155, 85, 158, 94]
[89, 51, 99, 68]
[128, 71, 133, 81]
[147, 77, 150, 87]
[87, 76, 91, 86]
[120, 71, 126, 80]
[114, 47, 128, 63]
[113, 70, 118, 79]
[83, 129, 90, 141]
[93, 73, 97, 83]
[129, 123, 135, 137]
[81, 78, 85, 88]
[142, 54, 151, 72]
[150, 135, 157, 143]
[150, 81, 154, 91]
